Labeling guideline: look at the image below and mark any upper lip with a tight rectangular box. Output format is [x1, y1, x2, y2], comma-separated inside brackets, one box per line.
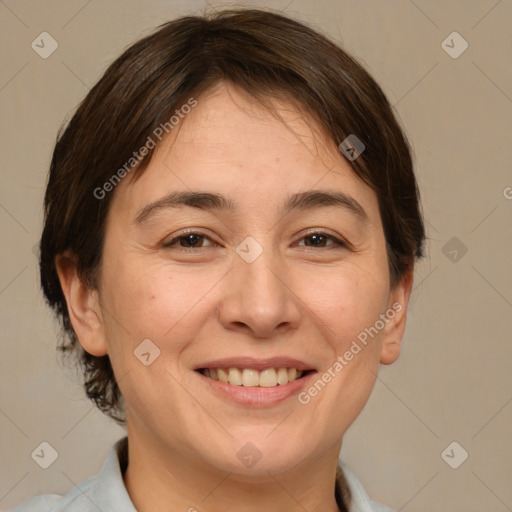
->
[194, 356, 316, 372]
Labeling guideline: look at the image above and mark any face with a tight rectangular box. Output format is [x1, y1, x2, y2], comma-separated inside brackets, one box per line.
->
[60, 81, 411, 477]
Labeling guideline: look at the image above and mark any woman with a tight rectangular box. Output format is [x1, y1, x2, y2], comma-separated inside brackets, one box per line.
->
[14, 7, 425, 512]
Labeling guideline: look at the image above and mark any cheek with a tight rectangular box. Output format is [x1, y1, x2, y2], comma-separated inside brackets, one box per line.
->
[296, 269, 388, 431]
[100, 254, 219, 352]
[306, 265, 389, 350]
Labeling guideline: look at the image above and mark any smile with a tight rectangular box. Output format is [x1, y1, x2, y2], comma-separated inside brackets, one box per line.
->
[198, 367, 310, 387]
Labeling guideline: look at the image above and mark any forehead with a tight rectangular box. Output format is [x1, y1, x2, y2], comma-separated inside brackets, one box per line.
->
[167, 83, 339, 168]
[109, 82, 379, 224]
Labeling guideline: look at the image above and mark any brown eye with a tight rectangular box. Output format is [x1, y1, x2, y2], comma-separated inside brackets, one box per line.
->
[298, 232, 346, 249]
[163, 231, 214, 250]
[304, 233, 328, 247]
[177, 234, 204, 248]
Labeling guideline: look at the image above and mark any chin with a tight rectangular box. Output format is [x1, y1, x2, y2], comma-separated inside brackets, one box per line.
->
[198, 436, 313, 478]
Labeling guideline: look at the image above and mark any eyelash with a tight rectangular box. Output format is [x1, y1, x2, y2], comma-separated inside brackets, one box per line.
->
[162, 229, 348, 251]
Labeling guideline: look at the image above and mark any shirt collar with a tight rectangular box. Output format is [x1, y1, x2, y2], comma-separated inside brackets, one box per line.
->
[88, 436, 136, 511]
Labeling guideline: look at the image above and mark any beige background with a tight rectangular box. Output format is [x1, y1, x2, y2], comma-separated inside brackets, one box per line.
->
[1, 0, 511, 510]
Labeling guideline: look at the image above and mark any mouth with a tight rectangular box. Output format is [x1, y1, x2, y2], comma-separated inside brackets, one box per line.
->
[196, 367, 314, 387]
[193, 357, 317, 407]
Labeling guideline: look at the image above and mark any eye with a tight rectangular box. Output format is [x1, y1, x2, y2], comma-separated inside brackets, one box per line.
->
[296, 231, 347, 249]
[162, 230, 215, 250]
[162, 229, 348, 252]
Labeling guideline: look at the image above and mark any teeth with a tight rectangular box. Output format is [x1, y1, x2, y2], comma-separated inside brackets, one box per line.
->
[277, 367, 289, 385]
[228, 367, 242, 386]
[259, 368, 277, 387]
[218, 368, 229, 383]
[201, 367, 305, 387]
[242, 369, 259, 387]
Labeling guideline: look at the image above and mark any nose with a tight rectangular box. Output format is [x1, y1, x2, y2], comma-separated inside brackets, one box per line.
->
[218, 243, 302, 339]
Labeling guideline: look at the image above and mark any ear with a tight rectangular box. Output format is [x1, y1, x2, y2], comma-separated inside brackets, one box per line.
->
[55, 251, 108, 357]
[379, 266, 414, 365]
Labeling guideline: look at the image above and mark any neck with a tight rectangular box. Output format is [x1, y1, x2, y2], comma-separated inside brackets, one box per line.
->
[122, 426, 347, 512]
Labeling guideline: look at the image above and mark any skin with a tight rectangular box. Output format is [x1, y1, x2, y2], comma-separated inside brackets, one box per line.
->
[56, 81, 413, 512]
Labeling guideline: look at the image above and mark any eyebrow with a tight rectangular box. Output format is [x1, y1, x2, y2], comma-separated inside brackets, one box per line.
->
[133, 189, 369, 225]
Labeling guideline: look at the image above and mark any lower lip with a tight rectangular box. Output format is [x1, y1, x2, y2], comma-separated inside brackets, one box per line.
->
[195, 370, 316, 407]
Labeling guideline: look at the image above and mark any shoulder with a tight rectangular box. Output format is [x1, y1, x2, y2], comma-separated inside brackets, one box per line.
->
[10, 437, 135, 512]
[9, 494, 62, 511]
[10, 490, 97, 512]
[9, 479, 102, 512]
[339, 461, 396, 512]
[10, 471, 112, 512]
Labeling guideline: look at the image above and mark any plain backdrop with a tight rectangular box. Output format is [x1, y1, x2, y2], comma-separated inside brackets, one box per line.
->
[1, 1, 511, 511]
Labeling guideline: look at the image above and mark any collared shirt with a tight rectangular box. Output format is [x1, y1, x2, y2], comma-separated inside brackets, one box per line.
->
[11, 437, 394, 512]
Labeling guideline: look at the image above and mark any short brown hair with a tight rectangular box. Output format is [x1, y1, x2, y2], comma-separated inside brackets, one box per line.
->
[40, 7, 425, 433]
